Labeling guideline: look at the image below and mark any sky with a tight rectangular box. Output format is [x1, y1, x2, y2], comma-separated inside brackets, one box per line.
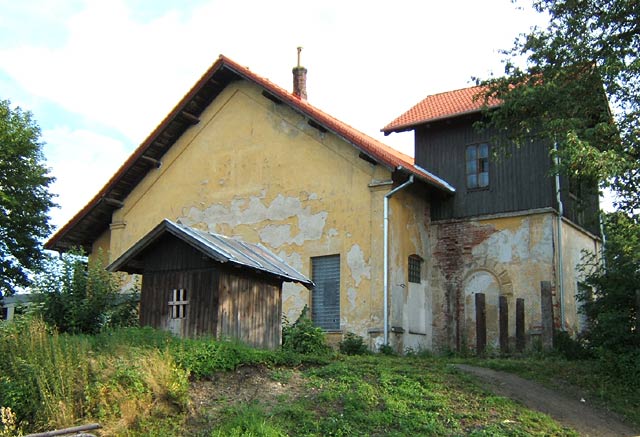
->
[0, 0, 569, 231]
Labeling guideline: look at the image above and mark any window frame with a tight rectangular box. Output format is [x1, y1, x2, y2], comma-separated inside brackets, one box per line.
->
[310, 254, 341, 331]
[169, 288, 188, 319]
[465, 142, 490, 190]
[408, 254, 423, 284]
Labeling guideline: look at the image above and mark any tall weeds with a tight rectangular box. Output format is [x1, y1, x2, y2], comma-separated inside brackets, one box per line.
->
[0, 317, 90, 430]
[0, 318, 190, 435]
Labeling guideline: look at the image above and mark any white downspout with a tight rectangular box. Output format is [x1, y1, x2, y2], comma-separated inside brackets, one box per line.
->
[554, 143, 565, 331]
[383, 174, 414, 345]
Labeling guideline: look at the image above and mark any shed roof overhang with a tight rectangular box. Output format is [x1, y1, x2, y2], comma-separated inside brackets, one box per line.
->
[107, 219, 314, 289]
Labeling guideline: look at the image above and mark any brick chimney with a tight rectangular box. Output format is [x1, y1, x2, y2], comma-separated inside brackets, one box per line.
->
[292, 47, 307, 100]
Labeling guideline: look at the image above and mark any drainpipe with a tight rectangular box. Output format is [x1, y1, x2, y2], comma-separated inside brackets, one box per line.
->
[554, 143, 565, 331]
[383, 174, 414, 345]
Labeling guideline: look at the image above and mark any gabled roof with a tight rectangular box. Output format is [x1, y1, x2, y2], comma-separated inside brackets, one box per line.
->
[382, 85, 501, 134]
[107, 219, 314, 288]
[46, 55, 455, 252]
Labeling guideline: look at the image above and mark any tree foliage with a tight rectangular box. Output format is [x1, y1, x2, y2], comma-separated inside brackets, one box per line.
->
[579, 212, 640, 352]
[32, 252, 139, 334]
[0, 100, 55, 295]
[479, 0, 640, 215]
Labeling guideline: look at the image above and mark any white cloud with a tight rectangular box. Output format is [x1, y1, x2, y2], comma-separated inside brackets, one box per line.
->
[43, 127, 130, 229]
[0, 0, 551, 228]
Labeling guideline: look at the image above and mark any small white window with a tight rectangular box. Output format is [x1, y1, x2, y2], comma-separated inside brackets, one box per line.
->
[169, 288, 188, 319]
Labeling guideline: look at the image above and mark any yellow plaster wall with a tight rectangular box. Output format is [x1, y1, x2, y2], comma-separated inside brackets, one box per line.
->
[102, 80, 402, 339]
[428, 211, 599, 351]
[88, 229, 111, 266]
[387, 189, 433, 352]
[559, 219, 601, 334]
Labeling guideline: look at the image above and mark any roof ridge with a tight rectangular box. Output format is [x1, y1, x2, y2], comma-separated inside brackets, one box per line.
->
[46, 55, 453, 251]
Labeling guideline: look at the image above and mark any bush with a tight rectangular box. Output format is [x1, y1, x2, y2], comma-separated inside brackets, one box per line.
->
[339, 332, 368, 355]
[553, 331, 592, 360]
[282, 306, 330, 355]
[32, 251, 139, 334]
[378, 344, 396, 356]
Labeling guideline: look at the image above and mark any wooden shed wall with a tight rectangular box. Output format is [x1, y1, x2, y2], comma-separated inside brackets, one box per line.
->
[140, 268, 219, 337]
[136, 234, 285, 347]
[139, 235, 219, 337]
[217, 270, 283, 350]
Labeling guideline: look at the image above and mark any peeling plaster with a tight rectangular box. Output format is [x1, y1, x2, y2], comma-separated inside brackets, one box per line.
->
[180, 194, 328, 247]
[472, 217, 553, 264]
[347, 244, 371, 286]
[348, 287, 358, 310]
[282, 282, 307, 321]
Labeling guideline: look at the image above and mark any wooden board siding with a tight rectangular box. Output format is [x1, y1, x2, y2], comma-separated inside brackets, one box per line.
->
[135, 232, 286, 347]
[140, 234, 214, 272]
[416, 115, 600, 235]
[140, 268, 219, 337]
[217, 270, 282, 349]
[415, 116, 555, 221]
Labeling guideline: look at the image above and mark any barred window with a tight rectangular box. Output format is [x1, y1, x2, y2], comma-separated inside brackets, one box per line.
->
[408, 255, 423, 284]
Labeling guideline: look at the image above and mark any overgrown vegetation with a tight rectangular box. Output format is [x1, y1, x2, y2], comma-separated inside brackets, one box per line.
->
[0, 318, 188, 435]
[2, 316, 638, 435]
[281, 306, 331, 356]
[31, 251, 139, 334]
[338, 332, 368, 355]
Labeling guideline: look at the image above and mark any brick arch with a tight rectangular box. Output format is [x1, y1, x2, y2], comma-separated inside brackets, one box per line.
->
[461, 264, 513, 352]
[462, 261, 513, 296]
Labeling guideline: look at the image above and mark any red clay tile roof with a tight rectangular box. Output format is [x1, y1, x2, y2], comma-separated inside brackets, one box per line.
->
[220, 56, 451, 189]
[382, 85, 501, 134]
[46, 55, 454, 251]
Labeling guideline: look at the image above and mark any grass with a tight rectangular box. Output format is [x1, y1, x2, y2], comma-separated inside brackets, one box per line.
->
[195, 355, 578, 436]
[456, 355, 640, 428]
[2, 318, 636, 436]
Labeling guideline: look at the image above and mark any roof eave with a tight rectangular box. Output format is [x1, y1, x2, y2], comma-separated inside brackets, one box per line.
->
[46, 57, 235, 252]
[383, 107, 491, 135]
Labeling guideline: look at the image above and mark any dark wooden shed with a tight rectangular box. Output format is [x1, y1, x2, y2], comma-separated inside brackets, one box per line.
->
[107, 219, 313, 349]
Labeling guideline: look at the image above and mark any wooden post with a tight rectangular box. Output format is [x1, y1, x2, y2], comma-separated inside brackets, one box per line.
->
[499, 295, 508, 353]
[516, 298, 525, 352]
[540, 281, 554, 350]
[475, 293, 486, 355]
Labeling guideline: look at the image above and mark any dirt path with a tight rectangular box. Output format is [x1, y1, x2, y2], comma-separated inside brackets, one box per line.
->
[455, 364, 639, 437]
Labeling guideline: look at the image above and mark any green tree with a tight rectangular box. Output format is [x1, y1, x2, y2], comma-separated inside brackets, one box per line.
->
[0, 100, 55, 296]
[579, 212, 640, 352]
[32, 251, 139, 334]
[479, 0, 639, 215]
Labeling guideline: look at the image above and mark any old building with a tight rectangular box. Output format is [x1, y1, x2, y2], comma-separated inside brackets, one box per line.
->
[46, 56, 600, 352]
[383, 85, 601, 351]
[46, 55, 451, 350]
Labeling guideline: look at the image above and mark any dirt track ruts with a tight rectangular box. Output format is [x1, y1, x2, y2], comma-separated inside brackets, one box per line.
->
[455, 364, 639, 437]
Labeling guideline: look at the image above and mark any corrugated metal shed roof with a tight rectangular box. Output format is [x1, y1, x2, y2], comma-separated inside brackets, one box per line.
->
[107, 219, 313, 289]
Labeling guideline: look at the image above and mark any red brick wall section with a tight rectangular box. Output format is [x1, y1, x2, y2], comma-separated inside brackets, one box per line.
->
[433, 220, 497, 350]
